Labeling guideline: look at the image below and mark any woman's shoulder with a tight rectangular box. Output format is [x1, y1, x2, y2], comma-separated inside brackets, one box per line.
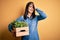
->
[18, 16, 24, 19]
[20, 16, 24, 18]
[16, 16, 24, 21]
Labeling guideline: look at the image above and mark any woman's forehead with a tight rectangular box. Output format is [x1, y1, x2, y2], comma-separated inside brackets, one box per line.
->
[29, 4, 33, 7]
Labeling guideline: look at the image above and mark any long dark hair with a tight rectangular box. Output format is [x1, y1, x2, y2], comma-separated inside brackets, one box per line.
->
[24, 2, 36, 20]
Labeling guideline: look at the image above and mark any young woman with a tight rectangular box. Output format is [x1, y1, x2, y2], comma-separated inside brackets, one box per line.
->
[8, 2, 47, 40]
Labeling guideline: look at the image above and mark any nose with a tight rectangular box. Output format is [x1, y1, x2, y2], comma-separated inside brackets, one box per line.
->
[30, 7, 33, 10]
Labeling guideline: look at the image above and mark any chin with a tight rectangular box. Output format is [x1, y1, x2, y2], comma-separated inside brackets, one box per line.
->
[30, 11, 33, 13]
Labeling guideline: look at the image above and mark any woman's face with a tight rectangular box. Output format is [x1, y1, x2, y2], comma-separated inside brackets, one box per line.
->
[28, 4, 34, 14]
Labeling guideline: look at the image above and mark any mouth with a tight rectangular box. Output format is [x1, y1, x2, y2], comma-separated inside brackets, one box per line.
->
[30, 9, 33, 11]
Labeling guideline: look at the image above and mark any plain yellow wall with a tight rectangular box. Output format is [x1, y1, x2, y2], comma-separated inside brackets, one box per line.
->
[0, 0, 60, 40]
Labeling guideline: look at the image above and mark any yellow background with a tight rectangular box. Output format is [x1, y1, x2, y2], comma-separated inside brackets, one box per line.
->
[0, 0, 60, 40]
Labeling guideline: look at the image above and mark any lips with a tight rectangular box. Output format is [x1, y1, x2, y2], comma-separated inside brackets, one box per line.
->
[30, 9, 33, 11]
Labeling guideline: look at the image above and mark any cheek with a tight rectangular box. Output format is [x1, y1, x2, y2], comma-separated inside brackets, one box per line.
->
[29, 8, 34, 12]
[29, 9, 33, 13]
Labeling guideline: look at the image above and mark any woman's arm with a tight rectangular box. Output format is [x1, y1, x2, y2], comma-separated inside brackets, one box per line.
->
[8, 23, 13, 32]
[36, 8, 47, 21]
[8, 16, 24, 32]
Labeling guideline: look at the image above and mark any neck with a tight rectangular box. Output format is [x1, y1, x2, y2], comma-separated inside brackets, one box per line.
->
[27, 12, 32, 18]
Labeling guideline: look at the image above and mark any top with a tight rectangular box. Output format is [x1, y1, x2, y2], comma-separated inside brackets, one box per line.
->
[8, 8, 47, 40]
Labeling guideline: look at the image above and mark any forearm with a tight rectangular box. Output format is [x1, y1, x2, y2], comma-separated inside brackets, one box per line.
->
[36, 8, 47, 20]
[36, 8, 47, 18]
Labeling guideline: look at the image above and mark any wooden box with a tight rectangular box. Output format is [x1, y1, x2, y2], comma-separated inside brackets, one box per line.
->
[16, 27, 29, 37]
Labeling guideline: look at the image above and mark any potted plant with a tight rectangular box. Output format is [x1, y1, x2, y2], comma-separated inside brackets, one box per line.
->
[11, 21, 29, 37]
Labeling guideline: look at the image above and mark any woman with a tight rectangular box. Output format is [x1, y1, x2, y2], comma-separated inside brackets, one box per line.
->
[8, 2, 47, 40]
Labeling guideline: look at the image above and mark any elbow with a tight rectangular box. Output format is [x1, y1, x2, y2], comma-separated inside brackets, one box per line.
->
[44, 16, 47, 19]
[42, 15, 47, 19]
[8, 24, 13, 32]
[41, 12, 47, 19]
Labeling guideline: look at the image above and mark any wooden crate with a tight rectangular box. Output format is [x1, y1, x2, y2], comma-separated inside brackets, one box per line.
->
[16, 27, 29, 37]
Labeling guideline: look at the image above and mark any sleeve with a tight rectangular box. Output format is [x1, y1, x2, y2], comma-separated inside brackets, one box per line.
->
[8, 16, 24, 32]
[16, 16, 24, 21]
[36, 8, 47, 21]
[8, 23, 13, 32]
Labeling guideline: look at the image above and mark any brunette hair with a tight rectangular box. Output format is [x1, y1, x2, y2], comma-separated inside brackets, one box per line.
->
[24, 2, 36, 20]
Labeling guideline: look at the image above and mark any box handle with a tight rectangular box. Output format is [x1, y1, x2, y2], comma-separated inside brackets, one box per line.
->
[20, 30, 26, 32]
